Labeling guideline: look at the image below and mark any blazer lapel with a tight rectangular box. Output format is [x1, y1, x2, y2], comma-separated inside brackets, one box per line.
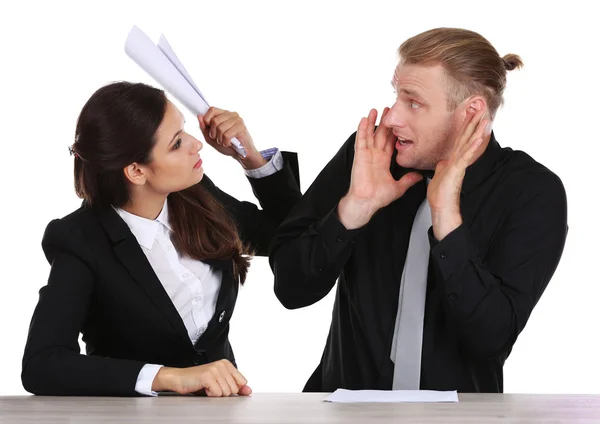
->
[203, 257, 237, 320]
[192, 258, 238, 348]
[95, 207, 191, 346]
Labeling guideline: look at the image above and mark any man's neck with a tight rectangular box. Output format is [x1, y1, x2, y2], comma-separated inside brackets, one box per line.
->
[468, 133, 491, 166]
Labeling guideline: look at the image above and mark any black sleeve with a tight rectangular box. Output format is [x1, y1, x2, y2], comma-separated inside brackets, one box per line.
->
[201, 151, 302, 256]
[21, 219, 146, 396]
[427, 172, 568, 359]
[269, 134, 365, 309]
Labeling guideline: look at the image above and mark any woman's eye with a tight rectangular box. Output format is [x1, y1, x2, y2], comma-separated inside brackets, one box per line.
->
[173, 139, 182, 149]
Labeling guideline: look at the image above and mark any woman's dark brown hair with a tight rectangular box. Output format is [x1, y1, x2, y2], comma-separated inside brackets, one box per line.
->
[71, 81, 251, 284]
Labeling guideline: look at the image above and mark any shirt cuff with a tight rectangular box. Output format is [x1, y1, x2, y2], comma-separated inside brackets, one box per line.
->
[429, 224, 482, 297]
[314, 205, 363, 264]
[244, 148, 283, 179]
[135, 364, 164, 396]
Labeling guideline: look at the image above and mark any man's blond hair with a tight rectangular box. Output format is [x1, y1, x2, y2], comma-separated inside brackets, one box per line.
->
[399, 28, 523, 117]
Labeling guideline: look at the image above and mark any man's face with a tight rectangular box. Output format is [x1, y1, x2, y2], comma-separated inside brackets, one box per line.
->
[383, 62, 464, 170]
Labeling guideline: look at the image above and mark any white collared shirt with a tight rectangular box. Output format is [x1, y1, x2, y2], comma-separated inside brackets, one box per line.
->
[116, 202, 222, 346]
[115, 150, 283, 396]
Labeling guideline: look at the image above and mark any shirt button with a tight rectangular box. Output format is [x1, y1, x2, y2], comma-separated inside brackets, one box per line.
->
[336, 235, 344, 242]
[448, 293, 457, 300]
[317, 266, 324, 272]
[183, 273, 190, 278]
[440, 253, 447, 259]
[219, 311, 226, 322]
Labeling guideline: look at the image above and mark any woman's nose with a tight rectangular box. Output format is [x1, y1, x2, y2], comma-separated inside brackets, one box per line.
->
[193, 139, 203, 153]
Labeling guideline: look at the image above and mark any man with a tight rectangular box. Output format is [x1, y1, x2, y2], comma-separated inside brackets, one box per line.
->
[269, 28, 567, 393]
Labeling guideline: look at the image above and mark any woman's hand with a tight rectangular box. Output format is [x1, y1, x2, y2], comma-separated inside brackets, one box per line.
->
[199, 107, 267, 170]
[152, 359, 252, 396]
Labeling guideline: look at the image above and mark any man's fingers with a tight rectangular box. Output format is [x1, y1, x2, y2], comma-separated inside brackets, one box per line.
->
[394, 172, 423, 198]
[459, 137, 486, 168]
[365, 109, 377, 148]
[356, 117, 368, 150]
[373, 107, 391, 149]
[456, 109, 485, 153]
[457, 116, 488, 160]
[383, 123, 396, 154]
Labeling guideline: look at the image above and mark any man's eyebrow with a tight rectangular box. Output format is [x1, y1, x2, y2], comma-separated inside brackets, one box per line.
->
[391, 80, 423, 96]
[399, 88, 423, 98]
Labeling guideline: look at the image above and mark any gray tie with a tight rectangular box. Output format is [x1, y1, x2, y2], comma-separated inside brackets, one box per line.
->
[390, 195, 432, 390]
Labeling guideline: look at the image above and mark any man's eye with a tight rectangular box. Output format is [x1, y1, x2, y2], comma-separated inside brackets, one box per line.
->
[410, 101, 420, 109]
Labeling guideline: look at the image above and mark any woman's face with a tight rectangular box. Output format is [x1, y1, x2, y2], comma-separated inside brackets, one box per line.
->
[138, 101, 205, 195]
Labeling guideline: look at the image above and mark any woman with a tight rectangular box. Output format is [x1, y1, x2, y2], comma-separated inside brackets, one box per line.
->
[21, 81, 301, 397]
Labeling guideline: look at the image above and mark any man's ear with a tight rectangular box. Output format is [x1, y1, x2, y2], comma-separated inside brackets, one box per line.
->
[123, 163, 147, 186]
[464, 96, 487, 115]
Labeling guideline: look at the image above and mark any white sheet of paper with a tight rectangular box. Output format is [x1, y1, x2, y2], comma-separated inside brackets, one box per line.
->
[324, 389, 459, 403]
[157, 34, 209, 106]
[124, 26, 246, 157]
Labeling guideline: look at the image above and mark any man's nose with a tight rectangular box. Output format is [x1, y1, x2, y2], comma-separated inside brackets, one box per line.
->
[384, 101, 408, 128]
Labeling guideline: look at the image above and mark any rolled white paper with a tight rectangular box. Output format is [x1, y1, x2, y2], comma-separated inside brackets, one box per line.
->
[125, 25, 247, 157]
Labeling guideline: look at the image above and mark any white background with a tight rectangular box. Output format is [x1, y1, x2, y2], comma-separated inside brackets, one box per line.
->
[1, 0, 598, 395]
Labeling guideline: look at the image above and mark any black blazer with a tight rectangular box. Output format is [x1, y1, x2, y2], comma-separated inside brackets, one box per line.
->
[22, 153, 301, 396]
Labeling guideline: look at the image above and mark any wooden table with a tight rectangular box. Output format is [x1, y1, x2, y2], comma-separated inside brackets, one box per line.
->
[1, 393, 599, 423]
